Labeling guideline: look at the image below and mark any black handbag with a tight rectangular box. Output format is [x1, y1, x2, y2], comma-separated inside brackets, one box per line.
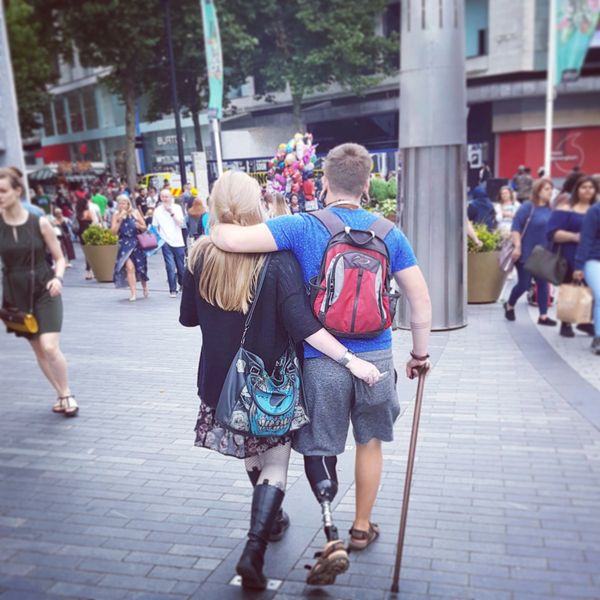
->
[215, 256, 310, 437]
[524, 244, 568, 285]
[1, 218, 39, 335]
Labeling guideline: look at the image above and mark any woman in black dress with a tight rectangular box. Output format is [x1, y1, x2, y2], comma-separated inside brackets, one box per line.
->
[0, 168, 78, 416]
[179, 171, 380, 590]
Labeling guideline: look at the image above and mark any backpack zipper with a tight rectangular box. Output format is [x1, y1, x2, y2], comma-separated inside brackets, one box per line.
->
[350, 268, 364, 333]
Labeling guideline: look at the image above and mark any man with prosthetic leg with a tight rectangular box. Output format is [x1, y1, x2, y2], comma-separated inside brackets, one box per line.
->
[211, 143, 432, 585]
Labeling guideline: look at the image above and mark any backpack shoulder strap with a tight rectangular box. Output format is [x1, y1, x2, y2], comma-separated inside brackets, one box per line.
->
[369, 216, 395, 239]
[308, 209, 346, 236]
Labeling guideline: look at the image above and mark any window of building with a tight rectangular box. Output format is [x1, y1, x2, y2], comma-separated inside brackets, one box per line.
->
[67, 91, 84, 133]
[41, 104, 55, 137]
[81, 86, 99, 130]
[54, 97, 68, 135]
[466, 0, 488, 57]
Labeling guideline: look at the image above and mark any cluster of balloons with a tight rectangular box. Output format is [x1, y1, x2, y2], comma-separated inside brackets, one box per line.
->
[266, 132, 317, 195]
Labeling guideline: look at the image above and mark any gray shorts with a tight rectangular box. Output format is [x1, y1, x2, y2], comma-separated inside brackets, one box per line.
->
[293, 348, 400, 456]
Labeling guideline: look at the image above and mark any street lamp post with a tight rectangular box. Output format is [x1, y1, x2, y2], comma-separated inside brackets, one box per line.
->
[0, 2, 27, 188]
[397, 0, 468, 330]
[162, 0, 187, 186]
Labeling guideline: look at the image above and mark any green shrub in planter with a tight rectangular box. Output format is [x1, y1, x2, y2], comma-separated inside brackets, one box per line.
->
[81, 224, 118, 246]
[467, 223, 502, 254]
[369, 177, 388, 204]
[377, 197, 397, 219]
[386, 176, 397, 200]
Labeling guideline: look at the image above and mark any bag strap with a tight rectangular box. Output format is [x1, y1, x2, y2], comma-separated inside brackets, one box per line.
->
[29, 216, 36, 314]
[241, 255, 272, 347]
[308, 209, 346, 236]
[369, 216, 395, 240]
[310, 209, 395, 241]
[520, 204, 535, 241]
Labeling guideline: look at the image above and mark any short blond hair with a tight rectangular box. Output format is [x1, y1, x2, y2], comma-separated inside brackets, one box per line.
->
[324, 143, 372, 197]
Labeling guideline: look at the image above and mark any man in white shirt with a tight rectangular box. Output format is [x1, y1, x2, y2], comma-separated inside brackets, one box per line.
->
[152, 189, 185, 297]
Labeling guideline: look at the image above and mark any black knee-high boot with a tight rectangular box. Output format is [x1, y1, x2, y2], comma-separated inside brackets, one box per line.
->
[236, 483, 284, 590]
[246, 470, 290, 542]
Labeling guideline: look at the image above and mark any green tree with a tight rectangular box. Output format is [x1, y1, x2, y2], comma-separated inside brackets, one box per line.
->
[5, 0, 58, 137]
[56, 0, 163, 189]
[144, 0, 257, 152]
[249, 0, 398, 128]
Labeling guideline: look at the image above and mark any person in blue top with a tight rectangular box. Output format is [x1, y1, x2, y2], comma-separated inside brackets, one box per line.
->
[574, 179, 600, 355]
[467, 185, 497, 231]
[547, 176, 598, 338]
[212, 143, 432, 585]
[504, 178, 555, 326]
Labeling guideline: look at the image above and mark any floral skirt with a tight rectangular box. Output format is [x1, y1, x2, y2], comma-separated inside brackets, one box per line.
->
[194, 402, 290, 459]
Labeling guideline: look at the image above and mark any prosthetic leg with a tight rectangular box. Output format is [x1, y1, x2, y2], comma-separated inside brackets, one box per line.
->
[304, 456, 349, 585]
[304, 456, 340, 541]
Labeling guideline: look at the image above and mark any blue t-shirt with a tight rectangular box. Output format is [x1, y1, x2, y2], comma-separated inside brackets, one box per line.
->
[546, 209, 585, 271]
[511, 201, 552, 263]
[266, 207, 417, 358]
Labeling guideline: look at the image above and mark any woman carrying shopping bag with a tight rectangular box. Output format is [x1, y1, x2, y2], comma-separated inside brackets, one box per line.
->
[573, 179, 600, 355]
[179, 171, 381, 590]
[547, 177, 598, 337]
[503, 178, 555, 326]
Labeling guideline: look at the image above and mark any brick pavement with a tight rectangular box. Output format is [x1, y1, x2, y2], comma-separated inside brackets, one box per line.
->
[1, 251, 600, 599]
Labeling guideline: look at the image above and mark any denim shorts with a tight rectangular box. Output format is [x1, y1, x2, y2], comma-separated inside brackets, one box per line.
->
[293, 348, 400, 456]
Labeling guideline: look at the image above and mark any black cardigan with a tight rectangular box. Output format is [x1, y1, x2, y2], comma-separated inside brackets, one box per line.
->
[179, 251, 322, 408]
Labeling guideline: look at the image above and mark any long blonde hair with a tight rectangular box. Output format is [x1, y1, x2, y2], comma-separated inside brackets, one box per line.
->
[270, 192, 290, 217]
[188, 171, 265, 313]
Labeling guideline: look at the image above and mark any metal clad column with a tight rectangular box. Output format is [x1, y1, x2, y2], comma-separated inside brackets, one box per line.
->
[398, 0, 467, 330]
[0, 3, 27, 176]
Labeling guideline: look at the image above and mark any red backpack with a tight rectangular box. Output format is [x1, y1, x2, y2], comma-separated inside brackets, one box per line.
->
[308, 209, 399, 338]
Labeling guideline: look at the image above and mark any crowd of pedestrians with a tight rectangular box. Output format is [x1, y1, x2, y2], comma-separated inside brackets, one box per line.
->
[2, 146, 600, 593]
[467, 164, 600, 353]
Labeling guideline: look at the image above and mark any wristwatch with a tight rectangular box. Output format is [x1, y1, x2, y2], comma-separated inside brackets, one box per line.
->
[337, 350, 355, 367]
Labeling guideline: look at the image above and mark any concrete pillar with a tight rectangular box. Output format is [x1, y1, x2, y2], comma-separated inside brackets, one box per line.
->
[398, 0, 467, 330]
[0, 3, 27, 179]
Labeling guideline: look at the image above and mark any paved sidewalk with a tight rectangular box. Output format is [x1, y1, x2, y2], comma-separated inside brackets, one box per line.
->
[1, 253, 600, 599]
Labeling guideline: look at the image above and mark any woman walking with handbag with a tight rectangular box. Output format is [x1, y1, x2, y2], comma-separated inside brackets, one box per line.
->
[547, 177, 598, 337]
[574, 183, 600, 355]
[179, 171, 381, 591]
[0, 168, 78, 416]
[503, 178, 556, 326]
[111, 194, 149, 302]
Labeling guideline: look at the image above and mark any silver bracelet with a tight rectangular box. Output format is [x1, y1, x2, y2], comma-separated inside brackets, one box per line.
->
[336, 350, 355, 367]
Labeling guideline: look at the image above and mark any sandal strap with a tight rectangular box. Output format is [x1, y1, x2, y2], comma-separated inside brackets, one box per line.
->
[349, 522, 379, 540]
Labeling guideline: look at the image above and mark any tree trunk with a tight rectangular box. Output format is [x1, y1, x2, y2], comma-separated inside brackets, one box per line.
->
[123, 79, 138, 192]
[191, 107, 203, 152]
[292, 92, 303, 131]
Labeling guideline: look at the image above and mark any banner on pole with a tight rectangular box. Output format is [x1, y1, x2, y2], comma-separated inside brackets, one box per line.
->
[555, 0, 600, 84]
[200, 0, 223, 120]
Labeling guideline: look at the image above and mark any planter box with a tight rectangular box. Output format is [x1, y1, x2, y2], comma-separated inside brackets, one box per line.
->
[467, 251, 506, 304]
[82, 245, 118, 283]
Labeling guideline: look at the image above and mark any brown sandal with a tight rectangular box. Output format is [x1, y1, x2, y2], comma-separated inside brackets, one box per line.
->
[348, 522, 380, 551]
[305, 539, 349, 586]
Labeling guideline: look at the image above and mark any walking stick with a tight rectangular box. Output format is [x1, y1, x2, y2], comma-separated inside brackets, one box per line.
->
[391, 364, 430, 594]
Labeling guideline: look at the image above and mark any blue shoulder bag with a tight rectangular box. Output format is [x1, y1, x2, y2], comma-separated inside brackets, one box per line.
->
[215, 256, 310, 437]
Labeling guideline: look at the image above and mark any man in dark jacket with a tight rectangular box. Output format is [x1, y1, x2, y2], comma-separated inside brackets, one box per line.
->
[467, 185, 497, 231]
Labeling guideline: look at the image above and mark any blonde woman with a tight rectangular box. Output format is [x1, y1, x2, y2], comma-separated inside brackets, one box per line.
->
[179, 171, 381, 590]
[269, 192, 290, 218]
[111, 194, 149, 301]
